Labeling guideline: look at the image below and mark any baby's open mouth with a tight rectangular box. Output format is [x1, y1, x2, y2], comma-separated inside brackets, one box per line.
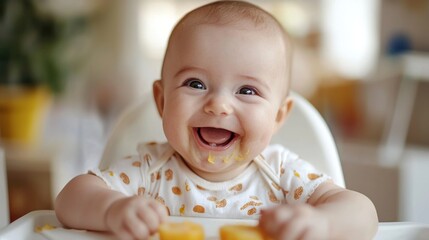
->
[195, 127, 237, 148]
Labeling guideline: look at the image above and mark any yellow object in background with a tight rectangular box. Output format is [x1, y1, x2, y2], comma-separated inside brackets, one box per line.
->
[158, 221, 204, 240]
[219, 224, 270, 240]
[0, 87, 50, 144]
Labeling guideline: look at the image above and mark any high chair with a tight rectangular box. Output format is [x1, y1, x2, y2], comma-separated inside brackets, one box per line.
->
[0, 147, 9, 229]
[99, 92, 345, 188]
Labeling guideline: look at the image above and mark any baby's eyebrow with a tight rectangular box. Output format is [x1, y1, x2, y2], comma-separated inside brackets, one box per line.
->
[174, 66, 206, 78]
[238, 74, 269, 90]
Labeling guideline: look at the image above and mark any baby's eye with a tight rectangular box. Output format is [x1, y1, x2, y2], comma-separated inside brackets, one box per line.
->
[237, 86, 258, 95]
[183, 78, 206, 90]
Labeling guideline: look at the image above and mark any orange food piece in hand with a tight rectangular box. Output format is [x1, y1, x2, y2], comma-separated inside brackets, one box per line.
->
[219, 224, 270, 240]
[158, 221, 204, 240]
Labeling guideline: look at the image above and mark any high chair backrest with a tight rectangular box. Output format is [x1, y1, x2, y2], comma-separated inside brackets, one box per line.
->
[99, 92, 345, 188]
[0, 147, 9, 229]
[272, 93, 345, 187]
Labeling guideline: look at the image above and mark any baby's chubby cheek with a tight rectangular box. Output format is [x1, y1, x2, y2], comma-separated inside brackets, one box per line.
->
[244, 133, 272, 150]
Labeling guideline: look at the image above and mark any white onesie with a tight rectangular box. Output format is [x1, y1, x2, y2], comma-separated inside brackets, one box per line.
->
[91, 142, 330, 219]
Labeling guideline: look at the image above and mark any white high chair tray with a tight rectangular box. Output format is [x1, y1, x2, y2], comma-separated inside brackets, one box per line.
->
[1, 210, 429, 240]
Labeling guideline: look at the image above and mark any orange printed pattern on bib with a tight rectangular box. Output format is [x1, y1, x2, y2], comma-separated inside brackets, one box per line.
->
[240, 201, 262, 210]
[268, 189, 279, 203]
[247, 207, 257, 216]
[294, 186, 304, 200]
[308, 173, 321, 180]
[216, 199, 227, 208]
[120, 172, 130, 184]
[172, 186, 182, 195]
[229, 183, 242, 192]
[132, 161, 141, 167]
[137, 187, 145, 196]
[193, 205, 205, 213]
[165, 169, 173, 181]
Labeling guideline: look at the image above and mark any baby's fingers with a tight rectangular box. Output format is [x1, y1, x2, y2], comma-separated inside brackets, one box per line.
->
[148, 200, 169, 222]
[134, 200, 168, 235]
[259, 207, 293, 236]
[277, 216, 307, 240]
[277, 205, 328, 240]
[124, 216, 150, 240]
[113, 229, 135, 240]
[110, 213, 149, 240]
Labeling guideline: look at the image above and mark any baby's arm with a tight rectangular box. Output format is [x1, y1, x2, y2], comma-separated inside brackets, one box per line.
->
[259, 181, 378, 240]
[55, 174, 168, 239]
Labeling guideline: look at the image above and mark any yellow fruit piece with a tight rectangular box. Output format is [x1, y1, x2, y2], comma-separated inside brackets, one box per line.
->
[219, 224, 269, 240]
[158, 221, 204, 240]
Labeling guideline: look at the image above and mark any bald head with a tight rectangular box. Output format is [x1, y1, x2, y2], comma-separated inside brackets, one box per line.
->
[176, 1, 278, 29]
[161, 1, 293, 97]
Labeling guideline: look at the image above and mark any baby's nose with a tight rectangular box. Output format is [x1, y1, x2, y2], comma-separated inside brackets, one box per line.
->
[203, 95, 233, 116]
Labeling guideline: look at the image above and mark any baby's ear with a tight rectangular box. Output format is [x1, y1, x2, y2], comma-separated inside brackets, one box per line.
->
[274, 97, 293, 132]
[153, 80, 164, 117]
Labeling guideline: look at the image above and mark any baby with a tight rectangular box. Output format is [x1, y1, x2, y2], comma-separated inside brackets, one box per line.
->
[55, 1, 378, 240]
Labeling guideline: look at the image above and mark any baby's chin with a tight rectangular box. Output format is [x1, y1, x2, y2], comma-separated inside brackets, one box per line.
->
[184, 151, 252, 177]
[186, 160, 248, 182]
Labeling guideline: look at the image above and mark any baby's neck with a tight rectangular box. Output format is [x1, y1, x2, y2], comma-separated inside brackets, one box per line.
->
[184, 159, 253, 182]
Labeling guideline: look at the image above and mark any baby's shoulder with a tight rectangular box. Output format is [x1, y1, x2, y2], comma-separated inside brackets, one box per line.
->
[260, 144, 304, 175]
[261, 144, 299, 164]
[137, 141, 170, 158]
[135, 141, 174, 170]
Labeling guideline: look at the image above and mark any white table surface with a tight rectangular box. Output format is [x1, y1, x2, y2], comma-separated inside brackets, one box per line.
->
[1, 210, 428, 240]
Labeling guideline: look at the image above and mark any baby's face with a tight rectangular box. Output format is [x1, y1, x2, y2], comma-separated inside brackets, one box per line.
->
[155, 22, 291, 181]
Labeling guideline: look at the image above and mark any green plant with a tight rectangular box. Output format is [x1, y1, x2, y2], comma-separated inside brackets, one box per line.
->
[0, 0, 88, 94]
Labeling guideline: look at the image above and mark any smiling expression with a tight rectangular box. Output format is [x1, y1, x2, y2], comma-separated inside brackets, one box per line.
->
[154, 19, 292, 181]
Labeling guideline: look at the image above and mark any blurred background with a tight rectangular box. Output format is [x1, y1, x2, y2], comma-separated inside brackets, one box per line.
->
[1, 0, 428, 224]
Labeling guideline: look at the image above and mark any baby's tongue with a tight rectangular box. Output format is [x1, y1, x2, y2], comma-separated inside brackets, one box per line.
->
[199, 127, 232, 145]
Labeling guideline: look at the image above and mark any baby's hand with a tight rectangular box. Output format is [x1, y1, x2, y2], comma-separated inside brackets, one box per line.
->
[259, 204, 330, 240]
[105, 196, 168, 240]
